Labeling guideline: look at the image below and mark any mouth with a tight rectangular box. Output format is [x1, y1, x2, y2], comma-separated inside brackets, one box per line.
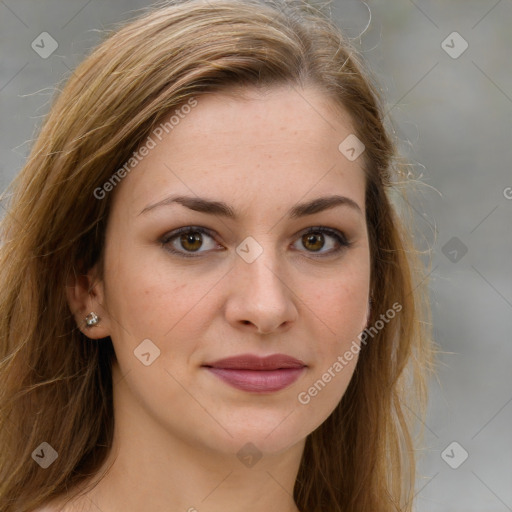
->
[202, 353, 307, 393]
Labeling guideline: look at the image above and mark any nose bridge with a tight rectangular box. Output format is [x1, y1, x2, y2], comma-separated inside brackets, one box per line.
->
[226, 235, 297, 333]
[236, 237, 286, 299]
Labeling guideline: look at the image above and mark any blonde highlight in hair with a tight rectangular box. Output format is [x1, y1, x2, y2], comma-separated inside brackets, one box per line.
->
[0, 1, 434, 510]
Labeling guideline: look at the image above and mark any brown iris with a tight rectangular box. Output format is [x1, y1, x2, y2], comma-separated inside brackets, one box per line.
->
[180, 232, 203, 252]
[302, 232, 324, 252]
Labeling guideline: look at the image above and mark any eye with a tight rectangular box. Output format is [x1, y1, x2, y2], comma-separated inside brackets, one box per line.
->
[160, 226, 221, 258]
[160, 225, 352, 259]
[291, 227, 351, 257]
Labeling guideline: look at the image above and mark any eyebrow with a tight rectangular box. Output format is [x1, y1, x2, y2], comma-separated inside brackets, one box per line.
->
[138, 194, 363, 219]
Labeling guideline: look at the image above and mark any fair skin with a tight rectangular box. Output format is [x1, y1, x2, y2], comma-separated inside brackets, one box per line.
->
[60, 85, 371, 512]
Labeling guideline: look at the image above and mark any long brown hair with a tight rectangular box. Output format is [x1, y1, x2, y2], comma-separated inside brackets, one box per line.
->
[0, 0, 434, 510]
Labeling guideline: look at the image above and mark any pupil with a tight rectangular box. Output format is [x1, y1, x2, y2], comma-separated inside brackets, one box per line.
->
[181, 232, 202, 251]
[304, 233, 324, 251]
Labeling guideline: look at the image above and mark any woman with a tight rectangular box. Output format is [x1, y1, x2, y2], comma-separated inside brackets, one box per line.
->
[0, 0, 434, 510]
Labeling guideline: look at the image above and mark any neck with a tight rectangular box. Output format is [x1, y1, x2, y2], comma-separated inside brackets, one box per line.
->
[66, 364, 305, 512]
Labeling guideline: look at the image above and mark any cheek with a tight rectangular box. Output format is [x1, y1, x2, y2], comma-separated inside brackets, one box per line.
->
[104, 246, 223, 356]
[299, 261, 369, 385]
[307, 266, 369, 340]
[293, 277, 367, 431]
[308, 288, 365, 382]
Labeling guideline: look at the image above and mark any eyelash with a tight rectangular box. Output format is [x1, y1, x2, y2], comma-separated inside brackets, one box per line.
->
[160, 226, 352, 259]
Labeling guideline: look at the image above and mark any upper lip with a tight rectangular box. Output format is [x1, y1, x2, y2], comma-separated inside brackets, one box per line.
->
[203, 353, 306, 370]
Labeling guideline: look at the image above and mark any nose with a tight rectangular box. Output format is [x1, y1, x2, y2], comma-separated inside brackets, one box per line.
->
[224, 248, 298, 335]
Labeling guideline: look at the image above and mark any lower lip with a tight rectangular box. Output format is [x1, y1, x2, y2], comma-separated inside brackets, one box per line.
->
[205, 367, 306, 393]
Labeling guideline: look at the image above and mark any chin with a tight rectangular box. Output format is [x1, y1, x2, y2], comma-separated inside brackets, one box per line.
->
[197, 410, 313, 458]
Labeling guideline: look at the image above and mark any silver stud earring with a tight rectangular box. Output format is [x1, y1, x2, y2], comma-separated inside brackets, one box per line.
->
[84, 312, 100, 327]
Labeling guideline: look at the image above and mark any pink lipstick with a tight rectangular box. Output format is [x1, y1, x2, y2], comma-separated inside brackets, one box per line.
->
[203, 353, 306, 393]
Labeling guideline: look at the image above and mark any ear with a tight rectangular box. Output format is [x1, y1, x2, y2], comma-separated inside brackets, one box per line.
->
[65, 262, 112, 339]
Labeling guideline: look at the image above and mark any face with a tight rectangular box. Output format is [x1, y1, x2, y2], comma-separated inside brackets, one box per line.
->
[86, 85, 370, 457]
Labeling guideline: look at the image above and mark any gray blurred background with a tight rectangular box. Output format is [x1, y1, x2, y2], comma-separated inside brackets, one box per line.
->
[1, 1, 511, 510]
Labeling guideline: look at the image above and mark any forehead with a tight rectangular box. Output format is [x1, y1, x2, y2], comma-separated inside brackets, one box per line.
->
[111, 85, 366, 219]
